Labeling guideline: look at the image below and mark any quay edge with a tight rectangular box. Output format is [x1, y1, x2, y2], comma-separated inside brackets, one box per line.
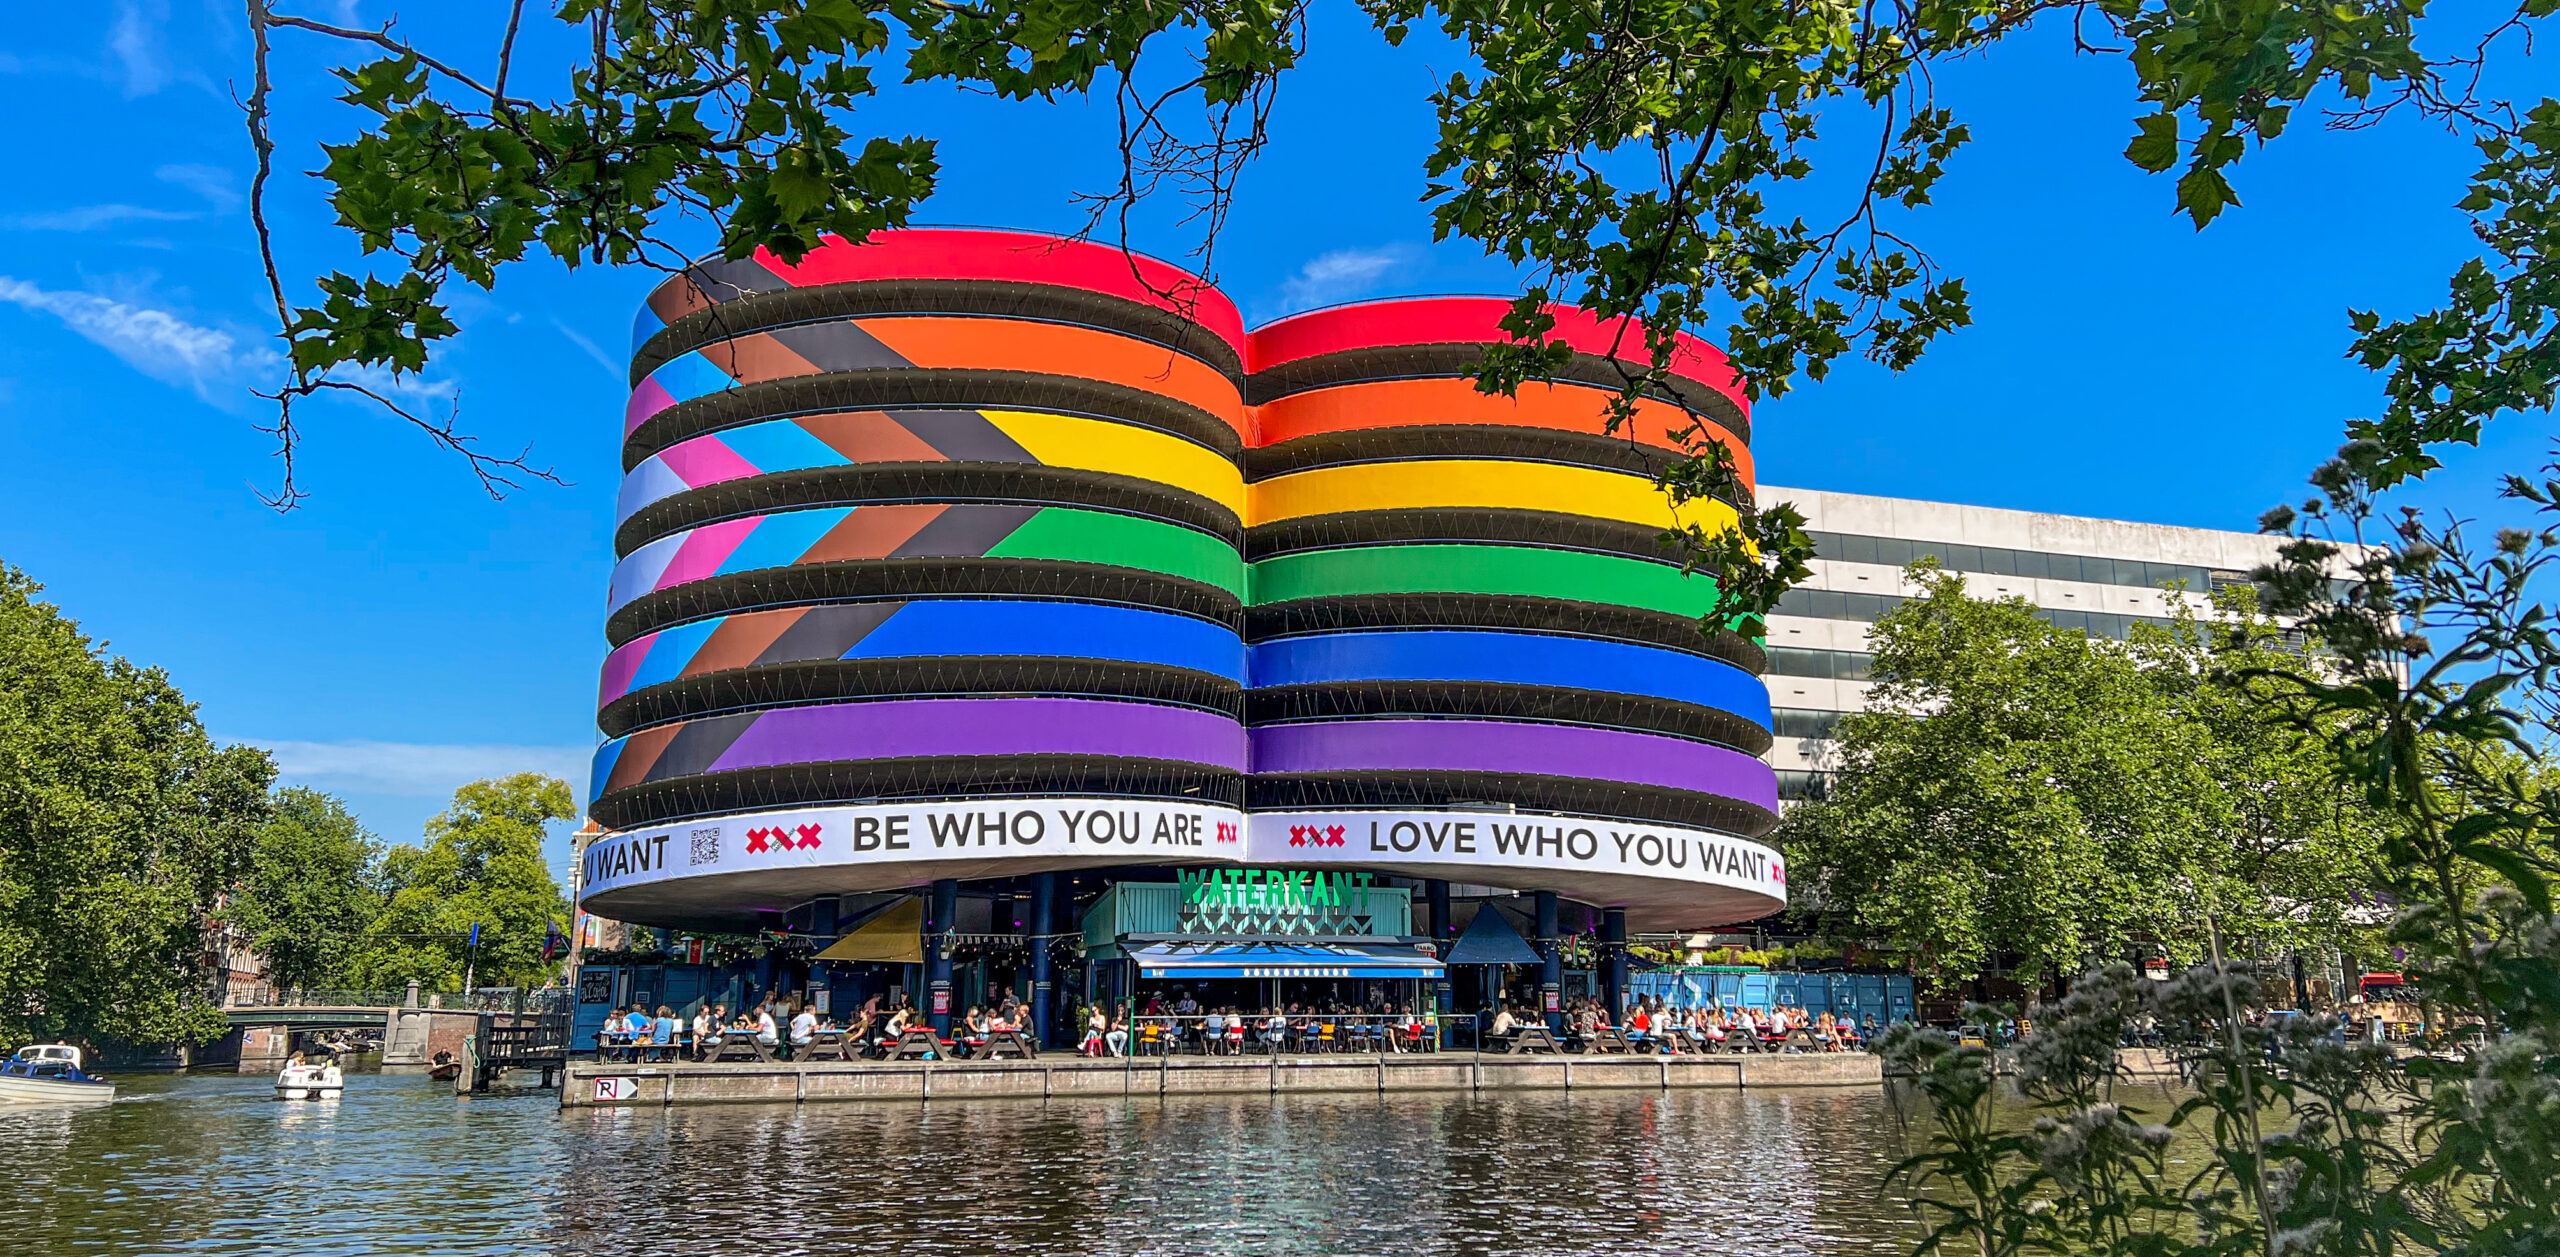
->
[559, 1052, 1881, 1108]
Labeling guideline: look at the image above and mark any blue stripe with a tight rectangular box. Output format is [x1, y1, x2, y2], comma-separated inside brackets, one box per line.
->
[1248, 629, 1771, 728]
[587, 738, 626, 809]
[628, 618, 723, 695]
[630, 304, 668, 357]
[856, 601, 1245, 682]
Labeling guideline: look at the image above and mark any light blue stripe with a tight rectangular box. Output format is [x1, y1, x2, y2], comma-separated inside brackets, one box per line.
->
[712, 509, 847, 577]
[615, 458, 689, 524]
[606, 534, 685, 615]
[644, 351, 736, 405]
[716, 420, 844, 476]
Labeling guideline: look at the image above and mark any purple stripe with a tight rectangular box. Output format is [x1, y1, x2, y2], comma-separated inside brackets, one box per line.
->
[706, 698, 1248, 773]
[1250, 720, 1778, 810]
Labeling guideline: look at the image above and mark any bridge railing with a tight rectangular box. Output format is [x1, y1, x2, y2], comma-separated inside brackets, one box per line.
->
[224, 986, 577, 1014]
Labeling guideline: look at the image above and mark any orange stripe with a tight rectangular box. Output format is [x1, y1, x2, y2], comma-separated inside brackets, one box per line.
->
[856, 318, 1244, 434]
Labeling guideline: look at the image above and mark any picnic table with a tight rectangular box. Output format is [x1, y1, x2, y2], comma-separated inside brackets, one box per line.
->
[1506, 1024, 1563, 1054]
[799, 1028, 855, 1061]
[885, 1027, 945, 1061]
[706, 1034, 774, 1063]
[1583, 1025, 1633, 1055]
[971, 1028, 1039, 1060]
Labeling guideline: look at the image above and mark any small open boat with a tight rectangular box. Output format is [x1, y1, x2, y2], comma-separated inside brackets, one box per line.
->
[425, 1050, 462, 1082]
[0, 1045, 115, 1104]
[274, 1059, 344, 1100]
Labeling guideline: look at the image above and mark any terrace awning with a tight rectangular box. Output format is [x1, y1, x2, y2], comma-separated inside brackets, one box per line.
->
[1131, 941, 1445, 980]
[1443, 906, 1543, 966]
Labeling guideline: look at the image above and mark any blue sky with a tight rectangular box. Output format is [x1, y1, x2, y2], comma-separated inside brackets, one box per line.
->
[0, 4, 2545, 877]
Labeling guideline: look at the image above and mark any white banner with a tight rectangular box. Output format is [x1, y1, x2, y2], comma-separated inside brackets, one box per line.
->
[578, 798, 1248, 903]
[1243, 809, 1786, 907]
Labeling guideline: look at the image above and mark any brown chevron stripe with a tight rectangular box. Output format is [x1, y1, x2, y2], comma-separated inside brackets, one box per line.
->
[799, 411, 955, 463]
[692, 607, 812, 676]
[604, 723, 685, 794]
[801, 504, 951, 563]
[646, 257, 790, 325]
[697, 333, 820, 383]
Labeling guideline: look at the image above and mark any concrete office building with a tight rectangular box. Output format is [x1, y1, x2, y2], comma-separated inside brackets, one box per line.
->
[1755, 485, 2294, 800]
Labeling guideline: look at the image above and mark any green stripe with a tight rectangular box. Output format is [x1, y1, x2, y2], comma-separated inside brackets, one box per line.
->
[1249, 543, 1721, 617]
[988, 508, 1245, 598]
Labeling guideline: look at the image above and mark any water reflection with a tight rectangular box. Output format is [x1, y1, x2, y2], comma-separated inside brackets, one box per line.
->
[3, 1073, 1930, 1255]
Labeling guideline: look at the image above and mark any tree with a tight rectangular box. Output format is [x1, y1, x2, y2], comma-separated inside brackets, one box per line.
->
[1779, 565, 2387, 987]
[225, 788, 383, 992]
[349, 773, 575, 992]
[226, 0, 2550, 627]
[0, 565, 276, 1050]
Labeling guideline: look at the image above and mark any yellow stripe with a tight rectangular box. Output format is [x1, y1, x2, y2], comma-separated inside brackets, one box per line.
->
[982, 411, 1246, 518]
[1248, 459, 1739, 533]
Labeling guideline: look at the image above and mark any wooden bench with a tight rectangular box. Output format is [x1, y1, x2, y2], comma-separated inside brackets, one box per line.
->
[799, 1029, 854, 1062]
[1583, 1025, 1633, 1055]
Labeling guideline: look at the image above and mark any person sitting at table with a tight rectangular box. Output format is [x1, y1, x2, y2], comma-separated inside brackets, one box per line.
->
[878, 1006, 912, 1054]
[1261, 1008, 1287, 1053]
[1082, 1007, 1108, 1057]
[688, 1005, 716, 1061]
[1489, 1005, 1517, 1045]
[960, 1006, 989, 1053]
[1201, 1007, 1226, 1054]
[789, 1003, 821, 1058]
[751, 1003, 781, 1052]
[1626, 1002, 1652, 1049]
[1104, 1012, 1128, 1058]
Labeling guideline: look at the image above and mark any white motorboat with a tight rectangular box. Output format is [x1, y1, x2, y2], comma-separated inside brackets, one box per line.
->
[0, 1045, 115, 1104]
[274, 1059, 344, 1100]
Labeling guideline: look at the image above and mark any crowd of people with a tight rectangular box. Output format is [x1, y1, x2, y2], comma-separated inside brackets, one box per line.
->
[597, 991, 1041, 1062]
[1077, 997, 1442, 1056]
[1479, 996, 1873, 1053]
[599, 988, 1882, 1062]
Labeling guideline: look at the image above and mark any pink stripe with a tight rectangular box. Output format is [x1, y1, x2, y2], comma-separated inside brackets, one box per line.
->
[598, 635, 652, 708]
[624, 378, 676, 436]
[655, 516, 761, 590]
[656, 434, 761, 490]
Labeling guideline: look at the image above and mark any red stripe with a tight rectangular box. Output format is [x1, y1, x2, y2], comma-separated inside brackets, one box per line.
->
[755, 229, 1246, 356]
[1245, 297, 1747, 420]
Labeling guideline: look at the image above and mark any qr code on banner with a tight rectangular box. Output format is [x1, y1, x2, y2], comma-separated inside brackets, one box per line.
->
[689, 828, 721, 866]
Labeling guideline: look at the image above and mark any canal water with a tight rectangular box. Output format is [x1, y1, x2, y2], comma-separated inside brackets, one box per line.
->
[1, 1072, 1946, 1255]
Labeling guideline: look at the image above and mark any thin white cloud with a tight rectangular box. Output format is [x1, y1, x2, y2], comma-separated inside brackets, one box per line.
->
[259, 738, 594, 799]
[0, 274, 456, 408]
[110, 0, 168, 97]
[1274, 245, 1420, 314]
[156, 163, 241, 212]
[4, 203, 201, 232]
[0, 275, 254, 397]
[549, 316, 624, 380]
